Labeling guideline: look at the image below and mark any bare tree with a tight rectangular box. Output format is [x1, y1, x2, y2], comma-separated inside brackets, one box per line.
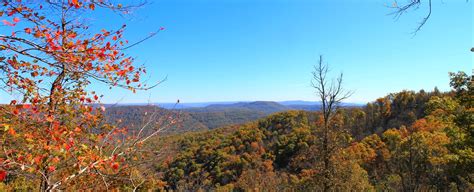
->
[311, 55, 352, 192]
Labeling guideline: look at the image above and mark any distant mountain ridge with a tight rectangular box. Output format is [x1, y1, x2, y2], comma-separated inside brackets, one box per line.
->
[186, 101, 292, 114]
[104, 101, 364, 133]
[149, 100, 363, 110]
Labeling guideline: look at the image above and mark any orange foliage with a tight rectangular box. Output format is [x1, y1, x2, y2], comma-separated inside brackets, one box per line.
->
[0, 0, 160, 190]
[411, 118, 445, 132]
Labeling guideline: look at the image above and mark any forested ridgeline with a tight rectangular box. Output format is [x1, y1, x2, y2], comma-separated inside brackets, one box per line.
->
[1, 71, 471, 191]
[104, 105, 267, 133]
[104, 101, 360, 134]
[154, 72, 472, 191]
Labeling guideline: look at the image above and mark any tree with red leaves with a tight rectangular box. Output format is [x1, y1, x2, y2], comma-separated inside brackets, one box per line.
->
[0, 0, 169, 190]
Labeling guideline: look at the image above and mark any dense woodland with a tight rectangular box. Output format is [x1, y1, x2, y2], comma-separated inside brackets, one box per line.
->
[104, 101, 356, 132]
[3, 71, 470, 191]
[104, 101, 280, 132]
[0, 0, 472, 191]
[149, 72, 472, 191]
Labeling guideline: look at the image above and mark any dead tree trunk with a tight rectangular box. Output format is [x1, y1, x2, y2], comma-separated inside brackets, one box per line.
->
[311, 55, 352, 191]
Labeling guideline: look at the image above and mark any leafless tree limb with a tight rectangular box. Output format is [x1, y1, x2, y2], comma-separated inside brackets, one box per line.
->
[312, 55, 353, 124]
[311, 55, 353, 192]
[389, 0, 432, 35]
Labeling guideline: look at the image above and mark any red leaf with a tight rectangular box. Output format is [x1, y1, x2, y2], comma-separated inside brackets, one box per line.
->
[13, 17, 20, 23]
[111, 162, 119, 170]
[65, 144, 71, 151]
[2, 20, 14, 27]
[48, 166, 56, 172]
[24, 28, 32, 34]
[71, 0, 80, 8]
[33, 156, 42, 165]
[0, 170, 6, 182]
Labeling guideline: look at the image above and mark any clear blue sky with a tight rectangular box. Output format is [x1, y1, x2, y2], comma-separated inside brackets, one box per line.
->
[3, 0, 472, 104]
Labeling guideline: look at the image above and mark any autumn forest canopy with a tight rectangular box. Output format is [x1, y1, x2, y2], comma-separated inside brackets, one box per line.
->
[0, 0, 472, 191]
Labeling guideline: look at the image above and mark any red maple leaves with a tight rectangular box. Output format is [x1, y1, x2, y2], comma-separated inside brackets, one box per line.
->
[0, 0, 162, 189]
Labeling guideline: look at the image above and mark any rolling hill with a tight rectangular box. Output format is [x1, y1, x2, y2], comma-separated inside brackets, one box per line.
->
[104, 101, 364, 134]
[184, 101, 291, 114]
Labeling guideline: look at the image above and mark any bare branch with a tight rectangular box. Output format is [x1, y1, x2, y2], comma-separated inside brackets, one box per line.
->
[389, 0, 433, 34]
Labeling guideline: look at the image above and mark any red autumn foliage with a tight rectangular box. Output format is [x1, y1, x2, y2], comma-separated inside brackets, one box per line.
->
[0, 0, 166, 190]
[0, 170, 6, 182]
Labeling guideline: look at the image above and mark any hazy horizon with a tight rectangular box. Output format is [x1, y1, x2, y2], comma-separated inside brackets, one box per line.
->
[0, 0, 471, 104]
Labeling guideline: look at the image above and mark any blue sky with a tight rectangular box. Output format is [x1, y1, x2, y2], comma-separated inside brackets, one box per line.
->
[2, 0, 472, 104]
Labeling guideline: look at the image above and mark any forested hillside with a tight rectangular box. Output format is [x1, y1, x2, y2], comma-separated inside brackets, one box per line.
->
[105, 106, 209, 134]
[3, 72, 470, 191]
[105, 104, 268, 132]
[86, 72, 472, 191]
[105, 101, 360, 132]
[148, 72, 472, 191]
